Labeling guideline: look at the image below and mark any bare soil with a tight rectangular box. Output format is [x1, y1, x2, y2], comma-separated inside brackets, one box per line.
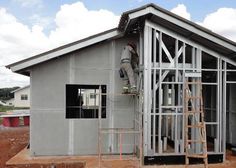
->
[0, 126, 29, 168]
[1, 125, 236, 168]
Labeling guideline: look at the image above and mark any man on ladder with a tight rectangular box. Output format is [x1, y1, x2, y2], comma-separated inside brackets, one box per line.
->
[120, 42, 139, 94]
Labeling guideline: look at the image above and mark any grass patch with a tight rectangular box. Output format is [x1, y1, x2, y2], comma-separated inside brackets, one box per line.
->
[0, 106, 29, 112]
[0, 106, 14, 112]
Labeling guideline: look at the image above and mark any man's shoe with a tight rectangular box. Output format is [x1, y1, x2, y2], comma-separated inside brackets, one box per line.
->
[122, 86, 129, 94]
[130, 86, 138, 94]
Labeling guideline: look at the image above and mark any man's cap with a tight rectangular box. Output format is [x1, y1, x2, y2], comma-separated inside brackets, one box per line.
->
[127, 42, 136, 50]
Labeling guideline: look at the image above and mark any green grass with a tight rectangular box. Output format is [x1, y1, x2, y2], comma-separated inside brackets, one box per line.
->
[0, 106, 14, 112]
[0, 106, 29, 112]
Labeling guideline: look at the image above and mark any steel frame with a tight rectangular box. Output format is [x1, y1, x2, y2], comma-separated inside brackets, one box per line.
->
[97, 19, 236, 166]
[142, 20, 236, 160]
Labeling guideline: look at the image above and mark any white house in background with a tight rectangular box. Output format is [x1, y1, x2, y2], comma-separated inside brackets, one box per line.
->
[4, 98, 14, 106]
[0, 100, 7, 106]
[11, 85, 30, 108]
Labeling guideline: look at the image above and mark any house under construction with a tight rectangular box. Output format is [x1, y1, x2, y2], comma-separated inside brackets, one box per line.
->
[6, 3, 236, 166]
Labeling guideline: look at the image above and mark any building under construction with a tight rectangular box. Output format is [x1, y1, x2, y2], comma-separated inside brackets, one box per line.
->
[7, 3, 236, 166]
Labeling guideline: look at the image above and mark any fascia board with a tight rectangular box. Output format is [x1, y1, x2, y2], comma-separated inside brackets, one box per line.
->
[11, 30, 122, 72]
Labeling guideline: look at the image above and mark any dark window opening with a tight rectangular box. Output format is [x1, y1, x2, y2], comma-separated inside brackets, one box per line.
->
[90, 93, 96, 99]
[66, 84, 106, 119]
[21, 94, 28, 100]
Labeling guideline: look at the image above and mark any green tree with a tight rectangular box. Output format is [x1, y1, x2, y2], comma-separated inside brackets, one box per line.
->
[0, 87, 20, 101]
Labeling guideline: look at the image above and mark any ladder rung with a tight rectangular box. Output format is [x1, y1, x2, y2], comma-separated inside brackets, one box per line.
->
[186, 112, 204, 115]
[187, 140, 206, 143]
[187, 124, 204, 128]
[187, 112, 203, 115]
[186, 154, 207, 159]
[187, 110, 203, 113]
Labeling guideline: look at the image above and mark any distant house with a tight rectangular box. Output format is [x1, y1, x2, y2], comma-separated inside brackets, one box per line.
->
[0, 100, 7, 106]
[11, 85, 30, 108]
[4, 98, 14, 106]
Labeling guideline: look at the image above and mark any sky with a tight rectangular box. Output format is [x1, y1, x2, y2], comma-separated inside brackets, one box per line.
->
[1, 0, 236, 88]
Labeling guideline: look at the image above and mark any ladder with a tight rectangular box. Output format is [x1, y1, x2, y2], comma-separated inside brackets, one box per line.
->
[184, 79, 208, 168]
[97, 91, 143, 168]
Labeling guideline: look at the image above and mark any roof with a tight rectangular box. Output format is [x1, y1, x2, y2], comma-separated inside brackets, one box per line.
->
[0, 100, 7, 106]
[11, 85, 30, 93]
[6, 28, 122, 75]
[7, 3, 236, 75]
[5, 98, 14, 102]
[118, 3, 236, 57]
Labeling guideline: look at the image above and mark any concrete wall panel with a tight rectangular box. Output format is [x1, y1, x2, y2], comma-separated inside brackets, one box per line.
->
[30, 56, 69, 156]
[30, 35, 139, 156]
[30, 110, 69, 156]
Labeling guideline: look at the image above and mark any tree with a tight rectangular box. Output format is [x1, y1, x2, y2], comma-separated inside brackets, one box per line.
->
[0, 87, 20, 101]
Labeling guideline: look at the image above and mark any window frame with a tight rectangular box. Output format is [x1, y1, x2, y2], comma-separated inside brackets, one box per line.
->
[21, 94, 28, 100]
[65, 84, 106, 119]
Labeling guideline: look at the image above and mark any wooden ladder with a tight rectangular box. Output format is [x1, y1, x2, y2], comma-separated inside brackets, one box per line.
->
[184, 79, 208, 168]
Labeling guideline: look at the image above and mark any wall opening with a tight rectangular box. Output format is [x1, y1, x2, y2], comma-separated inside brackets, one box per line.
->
[66, 84, 106, 119]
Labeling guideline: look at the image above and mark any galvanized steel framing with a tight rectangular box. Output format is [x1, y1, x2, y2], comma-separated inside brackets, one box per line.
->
[142, 20, 236, 160]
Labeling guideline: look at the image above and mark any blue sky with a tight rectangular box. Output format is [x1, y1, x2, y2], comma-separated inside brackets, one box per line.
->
[0, 0, 236, 87]
[1, 0, 236, 34]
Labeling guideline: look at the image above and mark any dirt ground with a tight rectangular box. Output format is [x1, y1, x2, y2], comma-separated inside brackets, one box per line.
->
[1, 126, 236, 168]
[0, 126, 29, 168]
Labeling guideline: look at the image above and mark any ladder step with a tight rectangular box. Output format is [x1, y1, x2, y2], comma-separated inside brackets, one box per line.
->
[186, 112, 204, 115]
[187, 124, 204, 128]
[187, 140, 206, 143]
[186, 154, 207, 159]
[187, 110, 203, 113]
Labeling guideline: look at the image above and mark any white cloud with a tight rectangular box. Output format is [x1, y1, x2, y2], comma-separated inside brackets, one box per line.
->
[198, 8, 236, 42]
[0, 7, 49, 88]
[13, 0, 43, 8]
[0, 68, 29, 88]
[29, 14, 53, 28]
[49, 2, 119, 46]
[0, 8, 50, 65]
[0, 2, 119, 88]
[3, 2, 236, 89]
[171, 4, 191, 20]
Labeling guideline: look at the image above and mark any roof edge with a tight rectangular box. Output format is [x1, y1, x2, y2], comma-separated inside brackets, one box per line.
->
[118, 3, 236, 49]
[11, 85, 30, 93]
[6, 28, 122, 71]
